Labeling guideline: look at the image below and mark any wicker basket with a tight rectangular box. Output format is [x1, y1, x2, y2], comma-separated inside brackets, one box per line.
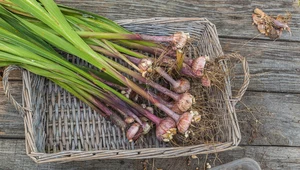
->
[2, 18, 249, 163]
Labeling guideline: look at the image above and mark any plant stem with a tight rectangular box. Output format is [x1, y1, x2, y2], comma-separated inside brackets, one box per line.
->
[105, 58, 180, 100]
[78, 32, 174, 42]
[155, 67, 190, 93]
[155, 67, 178, 87]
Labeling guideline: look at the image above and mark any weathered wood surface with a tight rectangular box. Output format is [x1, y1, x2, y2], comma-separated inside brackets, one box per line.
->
[0, 138, 299, 170]
[238, 91, 300, 146]
[56, 0, 300, 41]
[221, 38, 300, 93]
[0, 81, 24, 139]
[1, 0, 300, 169]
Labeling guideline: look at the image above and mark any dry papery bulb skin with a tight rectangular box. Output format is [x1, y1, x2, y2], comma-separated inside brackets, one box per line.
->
[156, 117, 177, 142]
[127, 123, 140, 142]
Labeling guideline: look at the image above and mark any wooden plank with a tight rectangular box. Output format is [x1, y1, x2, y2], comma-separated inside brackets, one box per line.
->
[0, 139, 139, 170]
[212, 146, 300, 170]
[238, 91, 300, 146]
[1, 138, 300, 170]
[0, 81, 25, 139]
[0, 139, 194, 170]
[221, 37, 300, 93]
[55, 0, 300, 41]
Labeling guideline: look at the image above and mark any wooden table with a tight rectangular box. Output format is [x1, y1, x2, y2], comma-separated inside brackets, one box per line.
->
[1, 0, 300, 169]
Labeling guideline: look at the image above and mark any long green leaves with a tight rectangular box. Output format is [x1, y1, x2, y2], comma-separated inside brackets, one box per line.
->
[0, 0, 184, 131]
[5, 1, 146, 106]
[11, 0, 118, 79]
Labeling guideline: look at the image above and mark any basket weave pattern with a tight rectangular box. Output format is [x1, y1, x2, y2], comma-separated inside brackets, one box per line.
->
[3, 18, 249, 163]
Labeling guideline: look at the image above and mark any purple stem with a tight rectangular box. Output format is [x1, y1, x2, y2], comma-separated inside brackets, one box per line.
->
[119, 40, 195, 66]
[80, 32, 175, 42]
[117, 40, 168, 55]
[146, 79, 179, 100]
[125, 55, 140, 65]
[91, 44, 197, 78]
[108, 91, 178, 127]
[155, 67, 179, 87]
[108, 88, 180, 125]
[160, 57, 198, 77]
[272, 18, 290, 31]
[90, 72, 127, 91]
[180, 63, 198, 77]
[107, 60, 193, 116]
[90, 47, 181, 101]
[102, 92, 145, 127]
[140, 108, 162, 125]
[90, 45, 184, 122]
[93, 98, 127, 129]
[147, 90, 174, 108]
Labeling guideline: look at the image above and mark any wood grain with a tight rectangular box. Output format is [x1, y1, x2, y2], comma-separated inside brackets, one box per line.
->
[0, 139, 200, 170]
[0, 139, 140, 170]
[0, 81, 25, 139]
[1, 138, 300, 170]
[55, 0, 300, 41]
[221, 37, 300, 93]
[214, 146, 300, 170]
[238, 91, 300, 146]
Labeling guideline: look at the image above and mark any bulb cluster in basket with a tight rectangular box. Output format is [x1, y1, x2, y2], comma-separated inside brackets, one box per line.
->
[0, 0, 212, 142]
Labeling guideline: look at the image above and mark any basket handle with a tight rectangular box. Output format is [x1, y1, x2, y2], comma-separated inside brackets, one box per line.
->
[222, 53, 250, 103]
[2, 66, 26, 116]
